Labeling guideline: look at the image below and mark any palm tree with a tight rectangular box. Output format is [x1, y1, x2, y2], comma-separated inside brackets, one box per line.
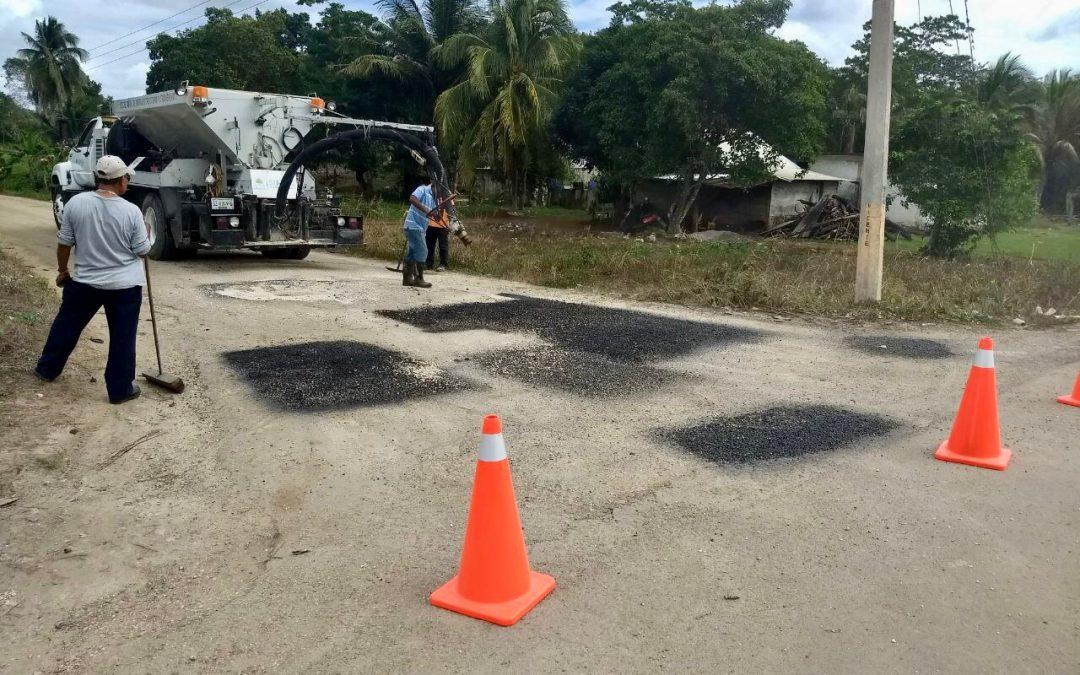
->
[978, 53, 1036, 111]
[1025, 69, 1080, 212]
[433, 0, 578, 208]
[2, 17, 88, 126]
[341, 0, 486, 116]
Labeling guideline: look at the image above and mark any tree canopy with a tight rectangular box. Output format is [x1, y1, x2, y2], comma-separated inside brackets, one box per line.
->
[434, 0, 580, 206]
[552, 0, 829, 229]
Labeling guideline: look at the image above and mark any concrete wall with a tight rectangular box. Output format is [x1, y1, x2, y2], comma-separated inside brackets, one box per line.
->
[809, 154, 927, 229]
[768, 180, 838, 225]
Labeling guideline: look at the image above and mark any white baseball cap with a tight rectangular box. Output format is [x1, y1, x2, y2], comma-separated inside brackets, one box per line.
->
[94, 155, 139, 180]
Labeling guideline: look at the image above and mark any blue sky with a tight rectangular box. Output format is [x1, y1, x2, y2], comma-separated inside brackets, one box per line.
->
[1, 0, 1077, 102]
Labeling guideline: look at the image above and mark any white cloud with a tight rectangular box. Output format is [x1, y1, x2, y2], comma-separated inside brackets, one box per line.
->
[1, 0, 43, 19]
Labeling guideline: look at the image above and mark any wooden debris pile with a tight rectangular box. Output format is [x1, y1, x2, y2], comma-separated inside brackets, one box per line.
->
[762, 195, 912, 240]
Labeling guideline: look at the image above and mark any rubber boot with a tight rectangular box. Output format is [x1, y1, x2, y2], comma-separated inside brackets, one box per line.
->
[402, 261, 415, 286]
[412, 262, 432, 289]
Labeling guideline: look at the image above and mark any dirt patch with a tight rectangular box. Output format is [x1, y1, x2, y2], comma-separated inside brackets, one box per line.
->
[221, 340, 473, 411]
[381, 294, 759, 363]
[661, 405, 900, 465]
[472, 346, 677, 397]
[848, 335, 954, 359]
[203, 280, 358, 305]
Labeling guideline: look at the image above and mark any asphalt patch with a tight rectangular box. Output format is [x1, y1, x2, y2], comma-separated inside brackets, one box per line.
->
[662, 405, 899, 465]
[222, 340, 472, 411]
[849, 335, 954, 359]
[472, 346, 677, 397]
[381, 294, 759, 363]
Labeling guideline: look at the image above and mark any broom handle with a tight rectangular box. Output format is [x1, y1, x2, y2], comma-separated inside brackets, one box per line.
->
[143, 257, 164, 375]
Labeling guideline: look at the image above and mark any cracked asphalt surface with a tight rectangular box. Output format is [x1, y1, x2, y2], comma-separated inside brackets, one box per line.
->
[1, 195, 1078, 673]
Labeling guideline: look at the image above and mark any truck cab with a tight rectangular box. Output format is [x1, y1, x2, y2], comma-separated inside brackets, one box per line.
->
[51, 117, 115, 225]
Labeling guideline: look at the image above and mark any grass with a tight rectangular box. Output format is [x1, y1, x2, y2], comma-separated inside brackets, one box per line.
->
[1, 249, 57, 400]
[890, 218, 1080, 264]
[349, 217, 1080, 324]
[0, 188, 50, 201]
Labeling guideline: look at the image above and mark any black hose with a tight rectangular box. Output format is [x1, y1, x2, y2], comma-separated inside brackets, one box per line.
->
[273, 127, 457, 223]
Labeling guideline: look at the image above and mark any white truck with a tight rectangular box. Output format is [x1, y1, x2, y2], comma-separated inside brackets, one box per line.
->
[51, 83, 448, 260]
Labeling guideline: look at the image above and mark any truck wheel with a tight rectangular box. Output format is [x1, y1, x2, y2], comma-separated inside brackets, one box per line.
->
[51, 186, 65, 230]
[142, 193, 178, 260]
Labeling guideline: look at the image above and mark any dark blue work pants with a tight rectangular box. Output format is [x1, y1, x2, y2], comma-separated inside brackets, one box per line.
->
[36, 280, 142, 402]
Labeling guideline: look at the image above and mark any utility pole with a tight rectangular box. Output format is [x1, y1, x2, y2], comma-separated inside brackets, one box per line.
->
[854, 0, 895, 303]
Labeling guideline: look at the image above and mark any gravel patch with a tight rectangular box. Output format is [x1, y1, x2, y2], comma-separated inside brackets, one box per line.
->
[221, 340, 472, 411]
[381, 294, 759, 363]
[472, 346, 677, 397]
[661, 405, 900, 465]
[848, 335, 954, 359]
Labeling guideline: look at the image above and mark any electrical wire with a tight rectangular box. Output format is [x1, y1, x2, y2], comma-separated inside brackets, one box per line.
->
[86, 0, 216, 52]
[85, 0, 271, 72]
[86, 0, 249, 63]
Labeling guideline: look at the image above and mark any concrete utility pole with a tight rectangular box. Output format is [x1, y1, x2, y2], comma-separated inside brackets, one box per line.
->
[854, 0, 895, 303]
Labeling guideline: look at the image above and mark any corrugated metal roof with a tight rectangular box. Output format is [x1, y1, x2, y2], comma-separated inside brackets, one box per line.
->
[656, 139, 846, 185]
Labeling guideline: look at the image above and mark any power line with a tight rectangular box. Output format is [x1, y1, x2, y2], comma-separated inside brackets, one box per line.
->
[963, 0, 974, 62]
[86, 0, 249, 63]
[86, 0, 216, 52]
[85, 0, 271, 73]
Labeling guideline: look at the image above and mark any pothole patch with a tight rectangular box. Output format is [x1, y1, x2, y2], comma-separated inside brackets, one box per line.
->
[381, 294, 759, 363]
[221, 340, 472, 411]
[660, 405, 900, 465]
[472, 346, 677, 397]
[848, 335, 954, 359]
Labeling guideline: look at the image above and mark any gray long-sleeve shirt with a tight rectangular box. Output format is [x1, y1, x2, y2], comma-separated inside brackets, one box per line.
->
[59, 192, 151, 289]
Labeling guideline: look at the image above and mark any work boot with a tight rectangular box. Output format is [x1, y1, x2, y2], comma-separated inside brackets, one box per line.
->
[402, 261, 415, 286]
[412, 263, 432, 289]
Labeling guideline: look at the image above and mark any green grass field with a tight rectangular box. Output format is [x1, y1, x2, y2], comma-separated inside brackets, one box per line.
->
[890, 219, 1080, 264]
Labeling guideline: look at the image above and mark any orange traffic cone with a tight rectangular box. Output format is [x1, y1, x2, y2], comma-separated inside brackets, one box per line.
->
[430, 415, 555, 626]
[935, 337, 1012, 470]
[1057, 372, 1080, 408]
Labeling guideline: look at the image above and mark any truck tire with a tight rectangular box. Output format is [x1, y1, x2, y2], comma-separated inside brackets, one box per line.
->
[51, 185, 64, 230]
[142, 193, 178, 260]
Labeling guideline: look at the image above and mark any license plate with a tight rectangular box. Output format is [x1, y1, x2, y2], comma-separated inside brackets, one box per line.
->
[210, 197, 235, 211]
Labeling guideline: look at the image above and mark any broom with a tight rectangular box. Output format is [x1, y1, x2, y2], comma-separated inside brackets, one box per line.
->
[141, 258, 185, 393]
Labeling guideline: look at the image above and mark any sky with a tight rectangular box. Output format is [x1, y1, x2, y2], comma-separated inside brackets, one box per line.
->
[0, 0, 1077, 102]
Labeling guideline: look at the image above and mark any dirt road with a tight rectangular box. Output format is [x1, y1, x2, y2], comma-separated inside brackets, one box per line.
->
[1, 194, 1077, 672]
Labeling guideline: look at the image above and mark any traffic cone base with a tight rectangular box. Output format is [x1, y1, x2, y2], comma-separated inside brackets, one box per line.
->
[1057, 373, 1080, 407]
[935, 440, 1011, 471]
[1057, 394, 1080, 408]
[430, 571, 556, 627]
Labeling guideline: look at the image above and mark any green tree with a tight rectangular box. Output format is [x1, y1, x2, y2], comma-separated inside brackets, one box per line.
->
[146, 8, 313, 94]
[2, 17, 89, 128]
[305, 2, 433, 195]
[1025, 69, 1080, 213]
[341, 0, 487, 120]
[433, 0, 579, 207]
[553, 0, 829, 231]
[843, 16, 1038, 256]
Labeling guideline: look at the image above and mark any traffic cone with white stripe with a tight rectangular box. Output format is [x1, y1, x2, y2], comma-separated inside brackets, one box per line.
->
[935, 337, 1012, 470]
[1057, 372, 1080, 408]
[430, 415, 555, 626]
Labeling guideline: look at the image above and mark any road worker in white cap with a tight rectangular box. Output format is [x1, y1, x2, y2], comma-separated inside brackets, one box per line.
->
[34, 155, 150, 404]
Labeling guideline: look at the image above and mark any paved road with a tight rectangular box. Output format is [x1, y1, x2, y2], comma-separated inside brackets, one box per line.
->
[2, 195, 1077, 672]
